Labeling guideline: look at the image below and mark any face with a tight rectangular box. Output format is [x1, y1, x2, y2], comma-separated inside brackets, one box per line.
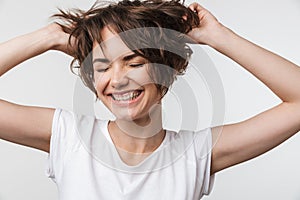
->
[93, 26, 162, 123]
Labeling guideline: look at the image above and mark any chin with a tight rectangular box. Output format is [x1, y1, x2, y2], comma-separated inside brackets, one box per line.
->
[112, 110, 141, 122]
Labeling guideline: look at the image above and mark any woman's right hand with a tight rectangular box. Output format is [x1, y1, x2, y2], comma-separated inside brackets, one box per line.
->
[46, 23, 76, 57]
[0, 23, 72, 76]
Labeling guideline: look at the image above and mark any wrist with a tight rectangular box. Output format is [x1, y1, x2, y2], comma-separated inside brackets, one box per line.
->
[204, 23, 235, 49]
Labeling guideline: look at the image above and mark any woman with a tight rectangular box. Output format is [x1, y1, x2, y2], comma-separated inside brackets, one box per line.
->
[0, 0, 300, 199]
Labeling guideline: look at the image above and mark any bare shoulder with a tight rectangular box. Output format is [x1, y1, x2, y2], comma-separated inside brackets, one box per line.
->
[0, 99, 56, 152]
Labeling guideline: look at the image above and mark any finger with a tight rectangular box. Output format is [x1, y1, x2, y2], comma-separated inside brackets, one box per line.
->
[188, 2, 207, 13]
[188, 2, 198, 12]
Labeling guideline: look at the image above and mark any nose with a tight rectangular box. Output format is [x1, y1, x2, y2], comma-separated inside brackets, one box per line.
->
[110, 63, 129, 89]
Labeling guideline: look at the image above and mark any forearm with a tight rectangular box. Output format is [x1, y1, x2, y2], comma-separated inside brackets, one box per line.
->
[209, 25, 300, 103]
[0, 25, 61, 76]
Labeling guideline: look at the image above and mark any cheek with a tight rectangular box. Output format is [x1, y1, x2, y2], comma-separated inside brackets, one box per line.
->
[94, 73, 109, 94]
[127, 67, 154, 86]
[146, 85, 162, 100]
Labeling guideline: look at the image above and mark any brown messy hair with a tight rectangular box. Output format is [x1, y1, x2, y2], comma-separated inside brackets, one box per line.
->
[54, 0, 200, 98]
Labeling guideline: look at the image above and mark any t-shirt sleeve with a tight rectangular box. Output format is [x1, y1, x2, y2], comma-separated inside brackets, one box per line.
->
[194, 127, 215, 195]
[45, 108, 76, 183]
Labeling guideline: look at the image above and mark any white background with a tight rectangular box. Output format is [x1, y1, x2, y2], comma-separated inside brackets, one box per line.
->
[0, 0, 300, 199]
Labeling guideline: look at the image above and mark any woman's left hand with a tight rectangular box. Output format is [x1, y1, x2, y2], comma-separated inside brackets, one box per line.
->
[187, 3, 224, 46]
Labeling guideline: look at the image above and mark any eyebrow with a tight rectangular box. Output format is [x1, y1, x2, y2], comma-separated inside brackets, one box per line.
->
[93, 58, 110, 64]
[123, 53, 139, 61]
[92, 53, 140, 64]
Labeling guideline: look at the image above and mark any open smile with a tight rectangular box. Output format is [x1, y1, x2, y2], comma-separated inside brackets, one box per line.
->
[109, 89, 144, 106]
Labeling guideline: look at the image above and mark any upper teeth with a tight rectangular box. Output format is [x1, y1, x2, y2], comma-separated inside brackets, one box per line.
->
[112, 90, 141, 101]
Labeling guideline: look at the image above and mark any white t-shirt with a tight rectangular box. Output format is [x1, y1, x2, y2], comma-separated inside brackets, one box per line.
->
[46, 108, 215, 200]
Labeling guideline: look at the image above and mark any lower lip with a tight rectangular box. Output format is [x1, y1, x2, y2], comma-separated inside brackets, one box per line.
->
[109, 91, 144, 107]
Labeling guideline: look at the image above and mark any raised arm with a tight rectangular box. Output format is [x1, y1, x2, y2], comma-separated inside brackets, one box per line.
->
[0, 24, 71, 76]
[188, 3, 300, 174]
[0, 24, 71, 152]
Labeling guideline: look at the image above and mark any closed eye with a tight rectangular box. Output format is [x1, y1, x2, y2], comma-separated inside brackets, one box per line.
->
[129, 63, 145, 67]
[96, 68, 109, 73]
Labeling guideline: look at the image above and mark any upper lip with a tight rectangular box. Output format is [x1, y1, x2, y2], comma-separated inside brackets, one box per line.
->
[107, 89, 144, 96]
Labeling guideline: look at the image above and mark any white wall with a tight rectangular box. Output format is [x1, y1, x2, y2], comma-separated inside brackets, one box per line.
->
[0, 0, 299, 199]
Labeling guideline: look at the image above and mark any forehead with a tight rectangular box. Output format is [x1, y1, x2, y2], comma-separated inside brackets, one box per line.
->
[93, 26, 133, 60]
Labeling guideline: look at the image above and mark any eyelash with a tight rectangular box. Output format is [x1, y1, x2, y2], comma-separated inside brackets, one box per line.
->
[95, 63, 145, 73]
[96, 68, 108, 73]
[129, 63, 145, 67]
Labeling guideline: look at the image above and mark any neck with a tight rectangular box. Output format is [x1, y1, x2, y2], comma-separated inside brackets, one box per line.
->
[108, 104, 165, 154]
